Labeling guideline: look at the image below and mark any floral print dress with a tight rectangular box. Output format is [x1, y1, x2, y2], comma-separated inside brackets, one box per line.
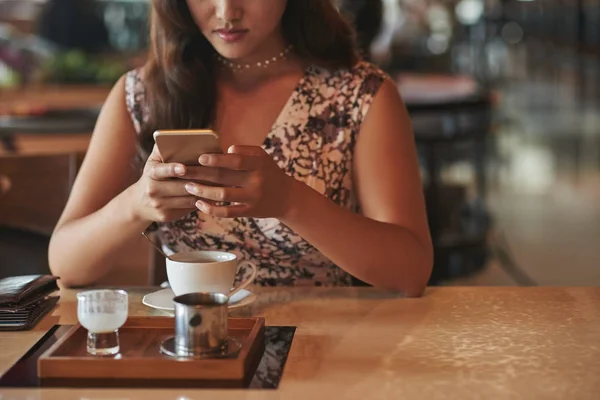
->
[125, 61, 386, 287]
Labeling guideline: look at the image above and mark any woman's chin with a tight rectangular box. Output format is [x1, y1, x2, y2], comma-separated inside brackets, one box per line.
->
[209, 38, 255, 60]
[213, 47, 252, 62]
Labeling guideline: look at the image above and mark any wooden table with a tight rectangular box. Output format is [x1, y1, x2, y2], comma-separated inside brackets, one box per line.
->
[1, 287, 599, 399]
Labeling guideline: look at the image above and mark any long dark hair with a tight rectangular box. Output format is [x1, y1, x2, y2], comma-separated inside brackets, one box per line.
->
[138, 0, 359, 162]
[337, 0, 383, 60]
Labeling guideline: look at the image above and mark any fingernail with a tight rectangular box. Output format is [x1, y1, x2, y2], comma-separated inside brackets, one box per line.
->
[196, 200, 205, 210]
[175, 165, 186, 175]
[199, 155, 210, 165]
[185, 183, 195, 193]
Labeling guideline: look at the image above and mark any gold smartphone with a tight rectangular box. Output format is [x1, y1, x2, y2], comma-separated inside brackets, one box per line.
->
[153, 129, 222, 165]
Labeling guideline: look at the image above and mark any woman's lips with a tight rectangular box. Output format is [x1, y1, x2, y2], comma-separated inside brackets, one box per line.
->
[214, 29, 249, 43]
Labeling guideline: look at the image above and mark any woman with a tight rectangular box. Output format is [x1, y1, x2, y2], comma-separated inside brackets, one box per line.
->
[49, 0, 432, 296]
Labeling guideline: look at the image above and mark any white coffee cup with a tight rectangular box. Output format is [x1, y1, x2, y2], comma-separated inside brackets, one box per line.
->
[166, 251, 257, 298]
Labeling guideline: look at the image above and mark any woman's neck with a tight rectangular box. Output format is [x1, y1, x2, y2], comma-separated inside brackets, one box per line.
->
[216, 31, 303, 88]
[217, 55, 304, 89]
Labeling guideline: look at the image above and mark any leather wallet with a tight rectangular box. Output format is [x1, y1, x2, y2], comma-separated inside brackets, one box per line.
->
[0, 275, 60, 331]
[0, 275, 59, 306]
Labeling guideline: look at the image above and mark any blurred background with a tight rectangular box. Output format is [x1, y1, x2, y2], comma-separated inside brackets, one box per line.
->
[1, 0, 599, 287]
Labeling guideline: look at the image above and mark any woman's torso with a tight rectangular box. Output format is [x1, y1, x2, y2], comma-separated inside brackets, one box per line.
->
[125, 61, 386, 287]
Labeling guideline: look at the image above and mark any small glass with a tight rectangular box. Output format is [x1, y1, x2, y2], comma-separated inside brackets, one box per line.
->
[77, 289, 128, 356]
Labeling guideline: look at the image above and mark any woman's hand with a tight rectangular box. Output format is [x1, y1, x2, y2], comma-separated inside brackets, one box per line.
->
[183, 145, 297, 219]
[129, 145, 199, 223]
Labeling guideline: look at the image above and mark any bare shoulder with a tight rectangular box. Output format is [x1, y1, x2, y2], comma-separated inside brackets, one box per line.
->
[91, 68, 147, 140]
[83, 71, 139, 173]
[378, 75, 405, 104]
[100, 73, 127, 112]
[94, 73, 131, 131]
[360, 74, 412, 144]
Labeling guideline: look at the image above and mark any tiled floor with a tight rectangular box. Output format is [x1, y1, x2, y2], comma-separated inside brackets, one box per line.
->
[447, 43, 600, 287]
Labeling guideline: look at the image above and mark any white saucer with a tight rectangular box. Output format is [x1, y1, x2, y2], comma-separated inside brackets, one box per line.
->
[142, 288, 256, 312]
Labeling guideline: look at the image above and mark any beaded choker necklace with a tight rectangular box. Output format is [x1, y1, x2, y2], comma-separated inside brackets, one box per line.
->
[215, 45, 293, 73]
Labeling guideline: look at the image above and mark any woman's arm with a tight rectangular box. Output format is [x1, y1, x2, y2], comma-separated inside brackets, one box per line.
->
[186, 78, 433, 296]
[50, 74, 204, 287]
[48, 76, 147, 287]
[281, 78, 433, 296]
[49, 75, 201, 287]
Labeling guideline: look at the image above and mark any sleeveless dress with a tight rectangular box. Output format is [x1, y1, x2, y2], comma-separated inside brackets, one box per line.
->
[125, 61, 386, 287]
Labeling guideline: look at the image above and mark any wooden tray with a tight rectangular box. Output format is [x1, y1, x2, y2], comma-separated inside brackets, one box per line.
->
[37, 317, 265, 388]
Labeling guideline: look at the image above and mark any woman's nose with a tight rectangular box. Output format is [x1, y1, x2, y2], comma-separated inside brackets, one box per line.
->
[214, 0, 243, 22]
